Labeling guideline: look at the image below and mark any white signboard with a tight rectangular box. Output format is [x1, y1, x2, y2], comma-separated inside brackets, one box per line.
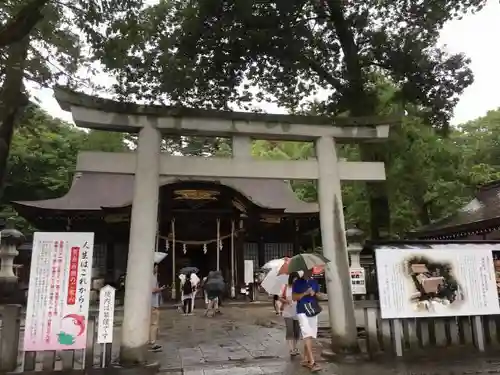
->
[376, 245, 500, 319]
[97, 285, 115, 344]
[244, 260, 254, 285]
[24, 232, 94, 351]
[350, 267, 366, 295]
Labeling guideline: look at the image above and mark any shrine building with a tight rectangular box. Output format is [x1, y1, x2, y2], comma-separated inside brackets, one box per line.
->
[12, 172, 320, 298]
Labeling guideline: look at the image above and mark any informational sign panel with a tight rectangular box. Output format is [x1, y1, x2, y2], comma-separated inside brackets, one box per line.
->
[24, 232, 94, 351]
[376, 245, 500, 319]
[97, 285, 115, 344]
[349, 267, 366, 295]
[244, 260, 254, 285]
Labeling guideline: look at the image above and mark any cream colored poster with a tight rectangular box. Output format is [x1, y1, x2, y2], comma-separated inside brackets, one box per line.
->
[376, 244, 500, 319]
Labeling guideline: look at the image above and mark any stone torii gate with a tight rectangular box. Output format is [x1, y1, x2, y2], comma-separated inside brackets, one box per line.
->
[54, 88, 397, 364]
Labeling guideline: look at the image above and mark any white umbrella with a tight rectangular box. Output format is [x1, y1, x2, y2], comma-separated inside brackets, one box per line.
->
[190, 273, 200, 286]
[154, 252, 167, 264]
[262, 258, 288, 270]
[261, 267, 288, 296]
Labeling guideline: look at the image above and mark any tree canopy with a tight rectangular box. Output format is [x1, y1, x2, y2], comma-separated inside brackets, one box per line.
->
[1, 104, 128, 231]
[96, 0, 487, 238]
[0, 0, 144, 201]
[1, 0, 497, 239]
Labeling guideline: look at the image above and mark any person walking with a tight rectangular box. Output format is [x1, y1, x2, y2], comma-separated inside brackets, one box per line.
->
[203, 271, 224, 317]
[292, 270, 322, 372]
[272, 294, 281, 315]
[181, 273, 195, 315]
[189, 272, 201, 312]
[201, 275, 209, 305]
[279, 272, 301, 357]
[150, 263, 164, 352]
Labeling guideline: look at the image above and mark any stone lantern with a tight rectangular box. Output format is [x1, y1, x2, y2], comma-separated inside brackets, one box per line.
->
[346, 227, 367, 296]
[0, 228, 25, 304]
[345, 227, 364, 268]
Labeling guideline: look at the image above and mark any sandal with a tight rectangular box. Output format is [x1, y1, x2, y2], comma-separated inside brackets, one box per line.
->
[290, 349, 300, 356]
[308, 362, 321, 372]
[300, 359, 309, 367]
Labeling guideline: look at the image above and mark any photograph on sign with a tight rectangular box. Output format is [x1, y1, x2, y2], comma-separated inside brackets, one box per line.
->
[376, 245, 500, 319]
[97, 285, 116, 344]
[23, 232, 94, 351]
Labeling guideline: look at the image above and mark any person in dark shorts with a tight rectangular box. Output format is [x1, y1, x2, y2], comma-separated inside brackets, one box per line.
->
[293, 270, 321, 372]
[202, 271, 224, 317]
[204, 290, 220, 317]
[279, 272, 301, 356]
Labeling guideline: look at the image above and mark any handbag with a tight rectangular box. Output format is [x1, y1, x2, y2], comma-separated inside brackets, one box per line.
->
[303, 297, 322, 317]
[302, 280, 322, 317]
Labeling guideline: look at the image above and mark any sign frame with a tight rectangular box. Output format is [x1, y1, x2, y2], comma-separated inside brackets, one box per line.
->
[375, 245, 500, 319]
[24, 232, 94, 351]
[97, 285, 116, 344]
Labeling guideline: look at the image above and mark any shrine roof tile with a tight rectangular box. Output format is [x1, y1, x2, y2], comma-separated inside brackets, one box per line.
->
[12, 172, 318, 214]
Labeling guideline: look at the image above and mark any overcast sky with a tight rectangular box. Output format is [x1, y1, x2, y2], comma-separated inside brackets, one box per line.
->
[33, 0, 500, 125]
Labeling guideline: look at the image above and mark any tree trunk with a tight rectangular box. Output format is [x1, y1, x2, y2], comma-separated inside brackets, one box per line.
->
[0, 36, 30, 200]
[326, 0, 390, 239]
[0, 0, 49, 47]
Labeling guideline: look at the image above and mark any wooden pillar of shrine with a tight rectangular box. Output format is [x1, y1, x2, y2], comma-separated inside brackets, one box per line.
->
[106, 241, 115, 280]
[235, 219, 245, 289]
[257, 237, 265, 268]
[293, 219, 300, 255]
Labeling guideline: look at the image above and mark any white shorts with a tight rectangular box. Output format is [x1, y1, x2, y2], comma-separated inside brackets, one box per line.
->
[297, 313, 318, 339]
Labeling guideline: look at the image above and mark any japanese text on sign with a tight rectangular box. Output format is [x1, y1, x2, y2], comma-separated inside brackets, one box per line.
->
[24, 232, 94, 351]
[97, 285, 116, 344]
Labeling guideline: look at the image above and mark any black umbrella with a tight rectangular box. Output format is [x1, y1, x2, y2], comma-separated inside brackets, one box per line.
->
[207, 270, 223, 279]
[204, 278, 225, 293]
[180, 266, 199, 275]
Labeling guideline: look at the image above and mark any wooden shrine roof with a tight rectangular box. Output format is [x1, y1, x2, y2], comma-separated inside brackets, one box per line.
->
[410, 180, 500, 238]
[12, 172, 318, 214]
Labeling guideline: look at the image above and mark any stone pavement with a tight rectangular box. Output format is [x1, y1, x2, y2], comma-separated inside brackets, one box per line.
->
[149, 304, 290, 371]
[168, 358, 500, 375]
[146, 304, 500, 375]
[178, 356, 500, 375]
[10, 302, 500, 374]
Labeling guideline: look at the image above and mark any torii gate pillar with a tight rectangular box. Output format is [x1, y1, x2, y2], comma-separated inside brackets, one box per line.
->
[120, 124, 161, 364]
[317, 136, 358, 351]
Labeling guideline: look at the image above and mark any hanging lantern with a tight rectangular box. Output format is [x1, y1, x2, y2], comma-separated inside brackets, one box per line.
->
[183, 243, 187, 254]
[165, 240, 169, 252]
[203, 243, 207, 254]
[219, 240, 223, 251]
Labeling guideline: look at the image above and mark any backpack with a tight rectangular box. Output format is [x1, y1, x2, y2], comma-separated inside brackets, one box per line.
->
[183, 279, 193, 295]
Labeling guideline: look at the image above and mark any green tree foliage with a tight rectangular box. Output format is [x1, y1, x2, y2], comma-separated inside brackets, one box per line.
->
[1, 104, 128, 231]
[253, 106, 500, 238]
[0, 0, 144, 88]
[96, 0, 486, 238]
[0, 0, 144, 199]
